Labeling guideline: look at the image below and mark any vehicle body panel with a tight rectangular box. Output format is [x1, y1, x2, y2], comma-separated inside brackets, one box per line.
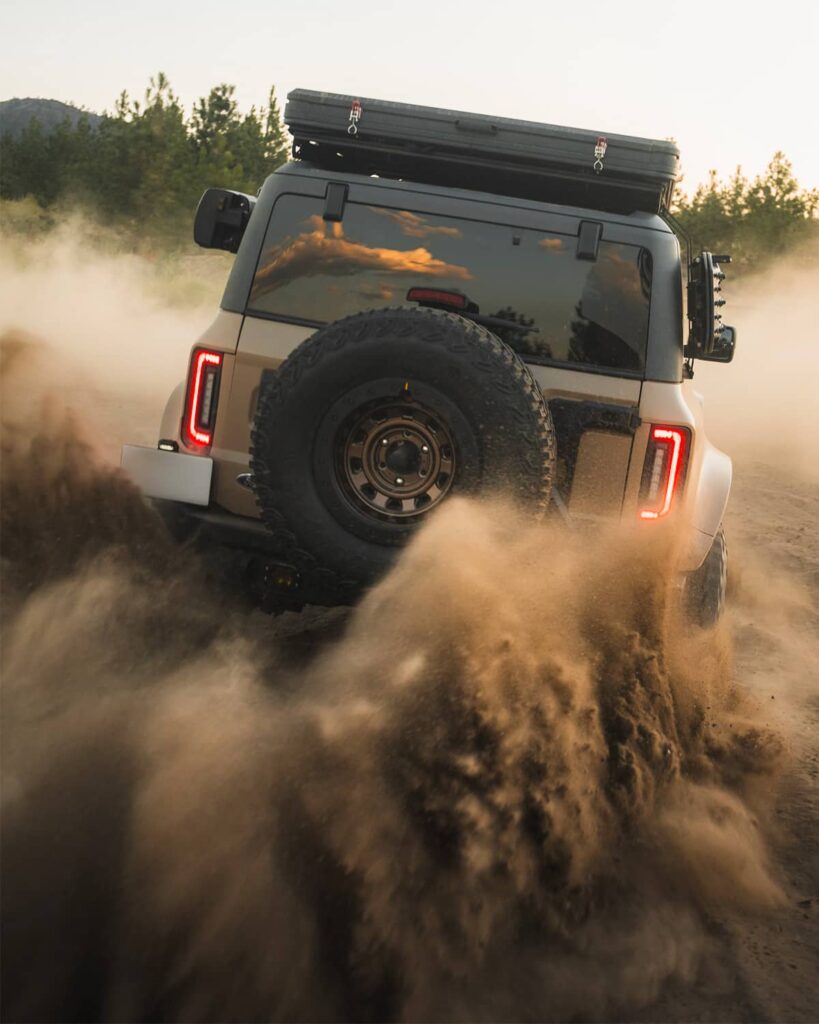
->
[121, 445, 213, 506]
[630, 380, 731, 570]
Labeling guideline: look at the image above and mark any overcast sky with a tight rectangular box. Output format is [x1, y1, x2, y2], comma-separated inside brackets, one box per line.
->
[1, 0, 816, 192]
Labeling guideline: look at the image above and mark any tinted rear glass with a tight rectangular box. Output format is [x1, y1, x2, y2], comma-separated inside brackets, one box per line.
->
[249, 195, 652, 374]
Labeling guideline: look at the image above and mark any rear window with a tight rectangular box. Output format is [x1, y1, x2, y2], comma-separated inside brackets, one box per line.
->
[248, 195, 652, 374]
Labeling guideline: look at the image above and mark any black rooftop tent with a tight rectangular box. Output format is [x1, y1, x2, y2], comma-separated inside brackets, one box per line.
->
[285, 89, 680, 215]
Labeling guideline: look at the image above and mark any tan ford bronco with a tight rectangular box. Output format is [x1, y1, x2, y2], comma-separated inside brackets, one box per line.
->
[121, 90, 736, 621]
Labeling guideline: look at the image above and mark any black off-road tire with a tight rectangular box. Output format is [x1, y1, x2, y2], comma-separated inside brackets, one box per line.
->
[250, 308, 555, 600]
[683, 526, 727, 628]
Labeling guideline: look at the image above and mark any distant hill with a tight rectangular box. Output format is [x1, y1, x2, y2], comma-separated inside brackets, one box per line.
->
[0, 98, 102, 138]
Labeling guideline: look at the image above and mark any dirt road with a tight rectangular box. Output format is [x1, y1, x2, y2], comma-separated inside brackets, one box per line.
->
[632, 460, 819, 1023]
[0, 232, 817, 1022]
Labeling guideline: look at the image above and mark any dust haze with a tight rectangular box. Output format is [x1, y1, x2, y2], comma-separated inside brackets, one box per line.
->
[0, 220, 223, 456]
[1, 225, 817, 1023]
[694, 244, 819, 481]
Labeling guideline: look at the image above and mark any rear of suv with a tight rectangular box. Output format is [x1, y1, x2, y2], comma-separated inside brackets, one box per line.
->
[122, 91, 736, 621]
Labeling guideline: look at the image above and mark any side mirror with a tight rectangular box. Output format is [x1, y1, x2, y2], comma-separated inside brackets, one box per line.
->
[697, 324, 736, 363]
[193, 188, 256, 253]
[685, 251, 730, 357]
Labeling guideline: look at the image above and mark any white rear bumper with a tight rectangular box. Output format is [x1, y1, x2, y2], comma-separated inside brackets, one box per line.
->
[120, 445, 213, 506]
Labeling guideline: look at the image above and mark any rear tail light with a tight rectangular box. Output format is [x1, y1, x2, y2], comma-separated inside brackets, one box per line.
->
[183, 349, 223, 448]
[639, 426, 690, 520]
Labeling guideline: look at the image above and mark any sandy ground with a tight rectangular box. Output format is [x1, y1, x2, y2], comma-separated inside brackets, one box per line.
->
[1, 231, 817, 1021]
[638, 259, 819, 1023]
[633, 459, 819, 1023]
[42, 387, 819, 1024]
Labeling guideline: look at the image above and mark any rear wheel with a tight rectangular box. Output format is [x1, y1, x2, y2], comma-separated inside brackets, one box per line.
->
[250, 307, 556, 600]
[683, 527, 727, 628]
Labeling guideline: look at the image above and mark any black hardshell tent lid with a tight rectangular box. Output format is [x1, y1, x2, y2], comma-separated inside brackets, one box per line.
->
[285, 89, 680, 215]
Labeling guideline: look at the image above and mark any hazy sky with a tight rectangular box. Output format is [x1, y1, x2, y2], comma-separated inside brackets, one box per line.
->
[2, 0, 817, 192]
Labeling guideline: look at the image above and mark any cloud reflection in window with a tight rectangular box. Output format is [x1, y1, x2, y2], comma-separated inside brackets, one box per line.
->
[370, 208, 462, 239]
[251, 215, 472, 301]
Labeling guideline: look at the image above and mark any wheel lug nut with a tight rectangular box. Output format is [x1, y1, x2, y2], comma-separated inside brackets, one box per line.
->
[396, 477, 404, 485]
[381, 438, 389, 446]
[421, 445, 429, 453]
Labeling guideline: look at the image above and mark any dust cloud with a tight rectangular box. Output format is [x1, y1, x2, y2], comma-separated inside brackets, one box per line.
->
[0, 219, 225, 457]
[694, 245, 819, 481]
[0, 224, 815, 1022]
[0, 331, 785, 1023]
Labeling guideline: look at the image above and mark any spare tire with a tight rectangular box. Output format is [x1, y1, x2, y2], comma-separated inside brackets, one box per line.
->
[250, 308, 555, 598]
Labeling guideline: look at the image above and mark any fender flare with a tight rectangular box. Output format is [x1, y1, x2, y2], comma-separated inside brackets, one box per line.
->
[687, 441, 732, 569]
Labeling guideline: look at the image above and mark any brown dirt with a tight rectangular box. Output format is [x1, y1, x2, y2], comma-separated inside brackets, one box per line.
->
[0, 235, 817, 1023]
[629, 460, 819, 1023]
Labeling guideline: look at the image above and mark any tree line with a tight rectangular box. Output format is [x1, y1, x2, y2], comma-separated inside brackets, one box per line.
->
[0, 74, 288, 239]
[1, 74, 817, 264]
[674, 154, 818, 269]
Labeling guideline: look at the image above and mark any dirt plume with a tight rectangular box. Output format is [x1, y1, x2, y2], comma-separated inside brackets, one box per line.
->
[0, 216, 229, 462]
[0, 331, 787, 1022]
[0, 218, 221, 396]
[694, 246, 819, 482]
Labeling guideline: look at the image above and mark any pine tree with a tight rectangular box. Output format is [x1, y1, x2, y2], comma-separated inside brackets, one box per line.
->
[264, 87, 289, 169]
[192, 84, 239, 154]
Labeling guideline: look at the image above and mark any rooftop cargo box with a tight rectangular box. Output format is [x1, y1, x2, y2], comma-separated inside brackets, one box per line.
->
[285, 89, 680, 215]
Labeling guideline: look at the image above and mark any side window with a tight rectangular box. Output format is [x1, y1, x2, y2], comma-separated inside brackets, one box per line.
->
[249, 194, 652, 374]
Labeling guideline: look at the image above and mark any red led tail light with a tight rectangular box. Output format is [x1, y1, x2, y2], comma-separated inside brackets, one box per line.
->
[183, 349, 223, 449]
[639, 426, 690, 520]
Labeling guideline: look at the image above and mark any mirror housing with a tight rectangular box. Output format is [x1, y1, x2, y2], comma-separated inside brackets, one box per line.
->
[193, 188, 256, 253]
[685, 251, 730, 357]
[696, 324, 736, 363]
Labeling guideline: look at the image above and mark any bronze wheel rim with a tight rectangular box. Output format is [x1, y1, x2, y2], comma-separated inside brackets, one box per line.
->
[336, 399, 456, 522]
